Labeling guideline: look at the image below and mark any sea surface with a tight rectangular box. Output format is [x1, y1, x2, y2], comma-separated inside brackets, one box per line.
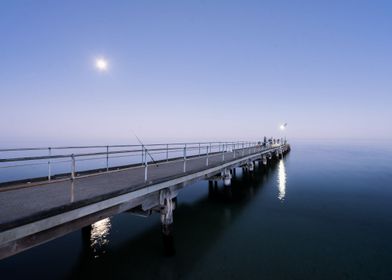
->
[0, 140, 391, 280]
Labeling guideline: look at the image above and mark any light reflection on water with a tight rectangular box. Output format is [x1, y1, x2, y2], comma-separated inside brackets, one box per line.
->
[90, 218, 111, 258]
[278, 160, 286, 201]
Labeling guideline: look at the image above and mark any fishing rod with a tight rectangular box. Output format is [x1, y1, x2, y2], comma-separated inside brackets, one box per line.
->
[132, 132, 159, 167]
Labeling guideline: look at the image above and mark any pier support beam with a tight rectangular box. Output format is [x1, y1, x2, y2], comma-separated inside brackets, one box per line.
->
[208, 180, 214, 194]
[247, 161, 254, 172]
[222, 169, 232, 186]
[81, 225, 94, 259]
[262, 155, 267, 165]
[159, 189, 175, 226]
[159, 189, 176, 256]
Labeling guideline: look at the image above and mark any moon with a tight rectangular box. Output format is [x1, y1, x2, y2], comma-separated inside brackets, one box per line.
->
[95, 58, 108, 71]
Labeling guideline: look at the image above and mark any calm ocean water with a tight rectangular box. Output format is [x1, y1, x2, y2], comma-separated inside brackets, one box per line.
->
[1, 140, 391, 279]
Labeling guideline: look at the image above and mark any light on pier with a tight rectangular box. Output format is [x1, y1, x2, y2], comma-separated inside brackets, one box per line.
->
[280, 123, 287, 131]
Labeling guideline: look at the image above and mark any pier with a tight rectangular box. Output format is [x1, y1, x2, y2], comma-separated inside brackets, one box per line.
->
[0, 140, 290, 259]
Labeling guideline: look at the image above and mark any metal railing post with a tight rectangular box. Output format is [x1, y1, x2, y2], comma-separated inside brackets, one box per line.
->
[198, 143, 201, 157]
[242, 143, 245, 156]
[71, 154, 76, 180]
[48, 147, 52, 181]
[166, 144, 169, 161]
[183, 144, 187, 173]
[144, 147, 148, 182]
[222, 143, 225, 161]
[106, 145, 109, 171]
[233, 143, 235, 158]
[206, 146, 209, 166]
[141, 145, 144, 165]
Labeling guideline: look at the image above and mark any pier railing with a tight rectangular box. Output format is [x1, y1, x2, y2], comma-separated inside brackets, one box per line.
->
[0, 141, 286, 185]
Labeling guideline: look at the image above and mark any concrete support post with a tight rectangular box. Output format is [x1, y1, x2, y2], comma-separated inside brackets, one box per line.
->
[208, 180, 214, 197]
[222, 168, 232, 186]
[81, 225, 93, 256]
[263, 155, 267, 165]
[160, 189, 175, 256]
[160, 189, 174, 225]
[248, 161, 254, 172]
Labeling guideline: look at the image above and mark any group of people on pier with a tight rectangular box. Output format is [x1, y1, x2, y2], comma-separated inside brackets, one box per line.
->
[258, 137, 287, 148]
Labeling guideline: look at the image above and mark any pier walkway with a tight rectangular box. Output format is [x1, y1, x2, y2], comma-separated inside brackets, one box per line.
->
[0, 141, 290, 259]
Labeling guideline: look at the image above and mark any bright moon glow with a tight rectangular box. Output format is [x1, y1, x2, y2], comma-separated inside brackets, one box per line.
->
[95, 58, 108, 71]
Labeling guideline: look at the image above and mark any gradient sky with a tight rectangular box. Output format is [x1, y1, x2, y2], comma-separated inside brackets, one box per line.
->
[1, 0, 391, 146]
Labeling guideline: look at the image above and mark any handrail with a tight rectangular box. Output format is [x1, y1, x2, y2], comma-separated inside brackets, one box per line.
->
[0, 139, 287, 185]
[0, 143, 242, 162]
[0, 141, 246, 152]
